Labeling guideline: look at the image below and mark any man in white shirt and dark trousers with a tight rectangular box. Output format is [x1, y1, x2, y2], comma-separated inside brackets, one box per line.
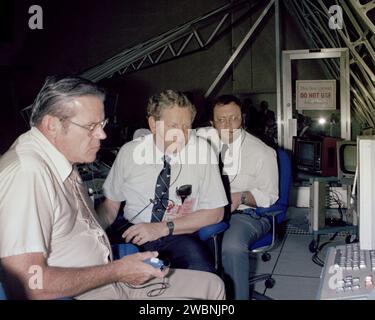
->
[197, 95, 279, 300]
[98, 90, 228, 274]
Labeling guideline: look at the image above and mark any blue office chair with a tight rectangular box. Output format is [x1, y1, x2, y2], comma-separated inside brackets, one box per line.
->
[248, 148, 292, 299]
[0, 282, 6, 300]
[198, 221, 229, 272]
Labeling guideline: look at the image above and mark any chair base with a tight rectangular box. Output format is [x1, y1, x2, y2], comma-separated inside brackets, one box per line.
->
[249, 273, 275, 300]
[251, 290, 273, 300]
[249, 273, 273, 285]
[261, 252, 271, 262]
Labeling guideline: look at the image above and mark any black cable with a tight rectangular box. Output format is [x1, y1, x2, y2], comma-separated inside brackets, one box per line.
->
[124, 277, 171, 297]
[115, 153, 183, 227]
[149, 153, 183, 222]
[222, 131, 245, 185]
[89, 149, 184, 233]
[311, 232, 339, 267]
[327, 187, 346, 223]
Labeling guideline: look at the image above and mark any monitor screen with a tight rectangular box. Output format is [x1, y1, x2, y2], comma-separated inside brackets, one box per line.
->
[298, 142, 315, 166]
[341, 144, 356, 173]
[337, 141, 357, 182]
[294, 136, 339, 176]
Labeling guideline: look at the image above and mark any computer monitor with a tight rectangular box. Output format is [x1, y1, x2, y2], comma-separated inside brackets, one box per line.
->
[293, 136, 341, 176]
[337, 140, 357, 184]
[357, 135, 375, 250]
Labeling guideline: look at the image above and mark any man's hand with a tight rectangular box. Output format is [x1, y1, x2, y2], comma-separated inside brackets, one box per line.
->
[122, 223, 168, 245]
[1, 251, 168, 300]
[231, 191, 257, 212]
[116, 251, 169, 286]
[231, 192, 242, 212]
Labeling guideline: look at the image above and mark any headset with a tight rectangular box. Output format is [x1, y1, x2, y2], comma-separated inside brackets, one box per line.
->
[222, 129, 245, 185]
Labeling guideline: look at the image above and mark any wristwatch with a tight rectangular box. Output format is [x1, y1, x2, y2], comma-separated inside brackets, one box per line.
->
[240, 192, 247, 205]
[166, 220, 174, 236]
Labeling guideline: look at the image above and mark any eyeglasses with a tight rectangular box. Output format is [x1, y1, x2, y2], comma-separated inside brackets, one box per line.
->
[62, 118, 109, 133]
[214, 115, 242, 125]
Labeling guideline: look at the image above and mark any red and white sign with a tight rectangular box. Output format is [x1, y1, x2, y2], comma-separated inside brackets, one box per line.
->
[296, 80, 336, 110]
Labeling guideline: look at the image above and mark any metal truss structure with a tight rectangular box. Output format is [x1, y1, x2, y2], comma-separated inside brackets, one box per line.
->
[285, 0, 375, 128]
[81, 0, 260, 83]
[22, 0, 274, 120]
[78, 0, 374, 129]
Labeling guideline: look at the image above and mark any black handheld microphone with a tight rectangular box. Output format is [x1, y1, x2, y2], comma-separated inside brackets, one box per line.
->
[149, 198, 157, 204]
[176, 184, 192, 204]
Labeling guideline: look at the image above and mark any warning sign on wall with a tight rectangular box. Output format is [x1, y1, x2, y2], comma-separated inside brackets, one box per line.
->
[296, 80, 336, 110]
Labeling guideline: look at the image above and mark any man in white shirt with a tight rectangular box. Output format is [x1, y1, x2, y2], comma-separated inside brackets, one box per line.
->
[98, 90, 228, 274]
[0, 77, 225, 300]
[197, 95, 278, 300]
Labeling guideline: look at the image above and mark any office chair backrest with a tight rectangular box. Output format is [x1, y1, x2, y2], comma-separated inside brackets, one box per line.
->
[255, 148, 292, 224]
[0, 282, 7, 300]
[273, 148, 292, 223]
[276, 149, 292, 204]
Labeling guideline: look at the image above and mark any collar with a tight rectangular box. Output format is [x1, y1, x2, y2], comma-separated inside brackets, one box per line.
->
[146, 132, 197, 165]
[221, 129, 244, 151]
[30, 127, 73, 182]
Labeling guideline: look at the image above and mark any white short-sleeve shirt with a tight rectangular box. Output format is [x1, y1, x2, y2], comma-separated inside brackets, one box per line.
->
[196, 127, 279, 208]
[103, 132, 228, 223]
[0, 127, 116, 298]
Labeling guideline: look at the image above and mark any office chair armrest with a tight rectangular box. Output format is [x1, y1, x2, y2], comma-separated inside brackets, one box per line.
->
[198, 221, 229, 241]
[261, 210, 283, 218]
[255, 205, 285, 217]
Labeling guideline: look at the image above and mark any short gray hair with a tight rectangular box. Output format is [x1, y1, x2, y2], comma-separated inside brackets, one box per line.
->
[147, 90, 196, 121]
[29, 76, 105, 126]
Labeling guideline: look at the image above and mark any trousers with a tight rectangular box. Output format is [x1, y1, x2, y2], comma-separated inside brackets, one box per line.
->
[222, 210, 271, 300]
[76, 269, 226, 300]
[107, 219, 216, 273]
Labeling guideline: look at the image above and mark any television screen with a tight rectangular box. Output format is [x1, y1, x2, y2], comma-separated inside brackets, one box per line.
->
[337, 140, 356, 182]
[341, 145, 356, 173]
[298, 142, 315, 166]
[294, 136, 339, 176]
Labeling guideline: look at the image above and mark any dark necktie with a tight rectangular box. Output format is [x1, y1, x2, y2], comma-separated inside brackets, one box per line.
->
[151, 155, 171, 222]
[219, 144, 228, 174]
[219, 144, 232, 222]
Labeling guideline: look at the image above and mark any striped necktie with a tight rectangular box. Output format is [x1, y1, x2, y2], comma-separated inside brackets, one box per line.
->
[151, 155, 171, 222]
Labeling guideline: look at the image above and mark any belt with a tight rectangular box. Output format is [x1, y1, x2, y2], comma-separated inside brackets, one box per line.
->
[233, 208, 267, 220]
[234, 208, 256, 214]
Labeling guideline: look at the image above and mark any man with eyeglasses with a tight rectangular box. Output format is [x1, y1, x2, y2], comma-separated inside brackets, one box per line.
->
[0, 76, 225, 300]
[98, 90, 228, 275]
[197, 95, 278, 300]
